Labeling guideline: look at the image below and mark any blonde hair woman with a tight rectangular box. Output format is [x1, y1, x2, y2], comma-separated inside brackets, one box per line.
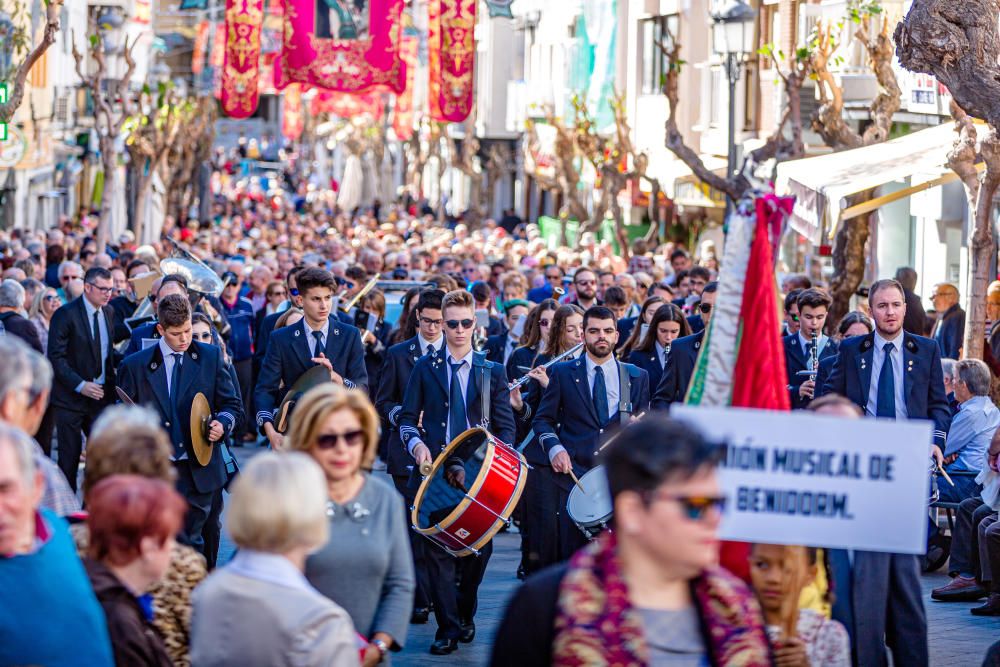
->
[190, 452, 360, 667]
[288, 384, 415, 666]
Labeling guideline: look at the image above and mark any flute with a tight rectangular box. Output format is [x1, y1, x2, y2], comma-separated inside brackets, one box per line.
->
[508, 343, 584, 391]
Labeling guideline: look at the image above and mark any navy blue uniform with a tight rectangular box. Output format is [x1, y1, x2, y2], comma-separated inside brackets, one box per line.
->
[627, 347, 668, 397]
[650, 329, 705, 410]
[616, 316, 637, 350]
[254, 318, 368, 434]
[783, 334, 839, 410]
[117, 341, 243, 556]
[484, 333, 519, 367]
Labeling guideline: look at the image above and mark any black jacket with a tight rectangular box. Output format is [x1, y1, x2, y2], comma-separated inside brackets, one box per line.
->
[903, 288, 929, 336]
[47, 297, 117, 411]
[0, 311, 42, 352]
[375, 336, 434, 477]
[651, 330, 704, 410]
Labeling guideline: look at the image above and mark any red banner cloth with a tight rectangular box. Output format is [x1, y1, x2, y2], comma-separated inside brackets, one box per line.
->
[221, 0, 264, 118]
[392, 35, 418, 140]
[428, 0, 476, 122]
[282, 83, 304, 140]
[310, 89, 384, 119]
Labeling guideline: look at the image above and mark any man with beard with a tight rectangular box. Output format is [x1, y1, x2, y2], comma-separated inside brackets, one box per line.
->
[568, 267, 600, 310]
[532, 306, 650, 563]
[651, 282, 717, 410]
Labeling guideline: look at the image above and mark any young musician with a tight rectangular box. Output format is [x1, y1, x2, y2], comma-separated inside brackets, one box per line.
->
[651, 281, 717, 410]
[255, 267, 368, 449]
[506, 298, 558, 380]
[532, 305, 650, 564]
[116, 294, 244, 558]
[784, 288, 839, 409]
[398, 289, 516, 656]
[485, 299, 530, 366]
[627, 303, 691, 393]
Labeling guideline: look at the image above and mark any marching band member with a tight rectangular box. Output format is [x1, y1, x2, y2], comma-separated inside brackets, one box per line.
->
[485, 299, 530, 367]
[116, 294, 244, 560]
[651, 281, 717, 410]
[506, 298, 557, 379]
[814, 312, 873, 400]
[398, 289, 516, 655]
[784, 288, 838, 409]
[532, 305, 650, 564]
[255, 267, 368, 450]
[616, 295, 666, 354]
[627, 303, 691, 393]
[375, 288, 445, 625]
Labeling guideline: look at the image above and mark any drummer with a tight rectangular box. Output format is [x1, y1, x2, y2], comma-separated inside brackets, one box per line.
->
[532, 305, 650, 564]
[398, 289, 516, 656]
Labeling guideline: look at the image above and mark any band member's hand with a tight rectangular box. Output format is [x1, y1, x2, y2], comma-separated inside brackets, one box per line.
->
[446, 465, 466, 489]
[81, 382, 104, 401]
[362, 330, 376, 346]
[312, 355, 344, 384]
[361, 646, 380, 667]
[264, 424, 285, 451]
[944, 452, 959, 465]
[773, 636, 809, 667]
[529, 366, 549, 388]
[208, 420, 224, 443]
[798, 380, 815, 400]
[509, 385, 524, 411]
[931, 444, 945, 469]
[413, 443, 432, 468]
[552, 450, 572, 474]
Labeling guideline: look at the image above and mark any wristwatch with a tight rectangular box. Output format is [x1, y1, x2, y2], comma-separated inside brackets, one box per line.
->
[371, 638, 389, 661]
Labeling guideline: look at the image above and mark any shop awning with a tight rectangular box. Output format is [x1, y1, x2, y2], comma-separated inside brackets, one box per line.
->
[774, 122, 983, 245]
[665, 155, 728, 209]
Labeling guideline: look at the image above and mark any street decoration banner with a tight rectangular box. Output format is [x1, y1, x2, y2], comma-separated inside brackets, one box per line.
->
[392, 35, 418, 140]
[310, 89, 384, 119]
[221, 0, 264, 118]
[673, 406, 932, 554]
[275, 0, 406, 94]
[282, 83, 304, 140]
[192, 21, 211, 75]
[428, 0, 476, 122]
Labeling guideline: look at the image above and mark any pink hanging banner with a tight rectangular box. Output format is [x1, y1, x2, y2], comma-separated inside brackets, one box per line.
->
[392, 35, 417, 140]
[274, 0, 406, 94]
[282, 84, 304, 140]
[311, 89, 384, 119]
[428, 0, 476, 122]
[221, 0, 264, 118]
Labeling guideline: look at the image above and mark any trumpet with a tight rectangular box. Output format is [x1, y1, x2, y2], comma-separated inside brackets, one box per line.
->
[340, 276, 379, 313]
[508, 343, 584, 391]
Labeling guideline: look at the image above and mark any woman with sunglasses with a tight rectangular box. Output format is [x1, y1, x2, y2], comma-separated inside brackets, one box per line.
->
[617, 295, 666, 358]
[627, 304, 691, 393]
[288, 384, 415, 667]
[28, 286, 61, 352]
[507, 298, 558, 380]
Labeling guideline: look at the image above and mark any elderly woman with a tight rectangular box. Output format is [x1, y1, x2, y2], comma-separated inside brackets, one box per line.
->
[27, 285, 60, 351]
[84, 475, 186, 667]
[190, 452, 360, 667]
[288, 384, 415, 666]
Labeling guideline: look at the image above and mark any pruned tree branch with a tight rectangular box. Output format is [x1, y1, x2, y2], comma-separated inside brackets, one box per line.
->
[0, 0, 63, 123]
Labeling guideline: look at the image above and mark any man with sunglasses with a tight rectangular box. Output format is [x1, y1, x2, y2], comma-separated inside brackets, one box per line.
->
[783, 288, 803, 337]
[375, 288, 446, 626]
[568, 267, 600, 310]
[47, 267, 117, 491]
[55, 260, 84, 305]
[527, 265, 563, 303]
[398, 289, 515, 655]
[651, 281, 717, 410]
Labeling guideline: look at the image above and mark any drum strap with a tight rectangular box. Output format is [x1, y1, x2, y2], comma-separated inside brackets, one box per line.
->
[617, 362, 632, 425]
[474, 351, 491, 430]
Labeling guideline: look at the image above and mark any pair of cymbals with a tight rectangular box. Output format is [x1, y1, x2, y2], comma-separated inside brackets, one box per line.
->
[117, 387, 216, 466]
[276, 365, 333, 433]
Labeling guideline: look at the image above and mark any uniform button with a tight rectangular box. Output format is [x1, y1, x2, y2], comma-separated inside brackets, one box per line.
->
[165, 422, 171, 427]
[441, 422, 446, 427]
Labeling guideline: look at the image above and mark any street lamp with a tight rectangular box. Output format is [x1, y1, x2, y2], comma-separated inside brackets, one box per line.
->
[710, 0, 755, 214]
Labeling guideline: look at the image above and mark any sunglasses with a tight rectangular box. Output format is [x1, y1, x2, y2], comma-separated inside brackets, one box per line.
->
[445, 318, 475, 330]
[575, 279, 596, 286]
[698, 303, 713, 314]
[539, 318, 551, 327]
[546, 274, 561, 281]
[419, 316, 443, 327]
[44, 295, 60, 302]
[315, 430, 365, 450]
[193, 332, 214, 342]
[648, 493, 727, 520]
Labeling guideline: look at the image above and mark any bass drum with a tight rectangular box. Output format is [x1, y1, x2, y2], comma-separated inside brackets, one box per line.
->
[411, 427, 528, 557]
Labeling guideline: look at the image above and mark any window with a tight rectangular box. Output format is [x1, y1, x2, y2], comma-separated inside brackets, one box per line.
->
[641, 15, 680, 95]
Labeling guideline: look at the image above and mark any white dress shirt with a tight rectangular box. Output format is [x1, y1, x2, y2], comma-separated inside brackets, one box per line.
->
[303, 318, 331, 357]
[77, 297, 110, 389]
[866, 330, 908, 420]
[159, 338, 184, 396]
[798, 331, 828, 369]
[586, 355, 620, 419]
[417, 333, 442, 357]
[655, 341, 669, 369]
[445, 348, 475, 443]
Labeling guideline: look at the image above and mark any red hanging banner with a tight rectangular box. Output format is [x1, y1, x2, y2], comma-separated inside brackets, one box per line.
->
[428, 0, 476, 122]
[192, 20, 210, 75]
[221, 0, 264, 118]
[392, 35, 417, 140]
[282, 83, 304, 140]
[311, 89, 384, 119]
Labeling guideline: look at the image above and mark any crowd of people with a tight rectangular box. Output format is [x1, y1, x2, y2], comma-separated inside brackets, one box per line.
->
[1, 168, 999, 666]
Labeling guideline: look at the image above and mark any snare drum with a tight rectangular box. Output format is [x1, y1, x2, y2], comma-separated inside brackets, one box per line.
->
[567, 465, 613, 539]
[411, 427, 528, 557]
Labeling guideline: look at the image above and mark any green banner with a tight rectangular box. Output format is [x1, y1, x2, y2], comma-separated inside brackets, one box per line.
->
[537, 216, 648, 254]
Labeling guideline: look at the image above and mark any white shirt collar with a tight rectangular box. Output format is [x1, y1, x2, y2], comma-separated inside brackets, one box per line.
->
[82, 297, 101, 317]
[873, 329, 903, 352]
[158, 337, 183, 360]
[654, 341, 668, 359]
[447, 347, 474, 367]
[302, 317, 330, 339]
[585, 354, 617, 375]
[417, 333, 442, 354]
[226, 550, 315, 593]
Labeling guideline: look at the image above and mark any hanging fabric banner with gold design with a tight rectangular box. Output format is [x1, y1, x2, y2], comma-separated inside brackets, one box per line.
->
[282, 83, 304, 140]
[428, 0, 476, 122]
[221, 0, 265, 118]
[391, 35, 417, 140]
[275, 0, 406, 94]
[311, 89, 384, 119]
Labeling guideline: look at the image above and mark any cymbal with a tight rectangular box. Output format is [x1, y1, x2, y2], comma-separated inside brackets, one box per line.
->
[276, 365, 332, 433]
[190, 392, 213, 466]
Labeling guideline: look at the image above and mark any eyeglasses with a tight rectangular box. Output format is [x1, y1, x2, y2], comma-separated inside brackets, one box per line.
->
[419, 316, 443, 327]
[647, 492, 727, 520]
[315, 430, 365, 450]
[445, 318, 475, 330]
[269, 291, 287, 298]
[86, 283, 114, 295]
[698, 303, 713, 314]
[193, 332, 214, 342]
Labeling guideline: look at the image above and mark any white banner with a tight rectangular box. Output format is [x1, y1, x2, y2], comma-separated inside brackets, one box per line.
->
[672, 406, 933, 554]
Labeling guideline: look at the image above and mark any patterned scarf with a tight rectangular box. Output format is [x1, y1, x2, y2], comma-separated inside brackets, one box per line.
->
[552, 532, 771, 667]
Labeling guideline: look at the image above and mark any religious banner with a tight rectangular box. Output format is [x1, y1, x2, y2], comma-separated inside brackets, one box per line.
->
[211, 23, 227, 99]
[392, 35, 418, 140]
[275, 0, 406, 94]
[282, 84, 304, 140]
[428, 0, 476, 122]
[221, 0, 265, 118]
[192, 21, 211, 75]
[310, 89, 384, 119]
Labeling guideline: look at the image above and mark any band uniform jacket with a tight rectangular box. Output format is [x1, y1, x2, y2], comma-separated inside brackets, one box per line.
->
[485, 334, 517, 367]
[650, 329, 705, 411]
[254, 318, 369, 433]
[48, 296, 117, 411]
[508, 347, 548, 467]
[398, 349, 516, 466]
[627, 348, 668, 398]
[375, 336, 431, 477]
[616, 316, 637, 350]
[783, 334, 839, 410]
[117, 341, 243, 493]
[532, 357, 650, 482]
[822, 331, 951, 448]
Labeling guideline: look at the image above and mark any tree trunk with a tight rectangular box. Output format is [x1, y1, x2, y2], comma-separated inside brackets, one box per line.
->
[826, 192, 875, 333]
[96, 137, 116, 253]
[132, 167, 154, 246]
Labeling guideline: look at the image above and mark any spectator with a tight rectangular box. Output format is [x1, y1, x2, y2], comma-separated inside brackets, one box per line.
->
[784, 288, 803, 336]
[942, 358, 960, 415]
[896, 267, 930, 336]
[930, 283, 965, 359]
[56, 260, 84, 304]
[527, 265, 564, 303]
[782, 273, 813, 293]
[83, 475, 185, 667]
[289, 384, 415, 665]
[669, 248, 692, 274]
[27, 285, 60, 352]
[0, 279, 42, 352]
[0, 422, 115, 666]
[190, 452, 361, 666]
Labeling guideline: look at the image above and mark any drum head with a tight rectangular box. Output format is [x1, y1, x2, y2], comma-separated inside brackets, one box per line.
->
[413, 428, 491, 531]
[567, 466, 613, 526]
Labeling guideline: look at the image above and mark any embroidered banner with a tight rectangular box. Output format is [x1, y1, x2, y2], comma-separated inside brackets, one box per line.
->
[392, 34, 417, 140]
[221, 0, 264, 118]
[192, 21, 211, 75]
[310, 89, 384, 119]
[428, 0, 476, 122]
[275, 0, 406, 94]
[282, 84, 304, 140]
[211, 23, 226, 99]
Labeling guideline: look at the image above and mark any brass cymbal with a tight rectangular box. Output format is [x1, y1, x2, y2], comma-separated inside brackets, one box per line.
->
[190, 392, 213, 466]
[276, 365, 332, 433]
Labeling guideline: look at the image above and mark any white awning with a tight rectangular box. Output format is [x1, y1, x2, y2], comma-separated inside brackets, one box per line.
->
[774, 122, 982, 245]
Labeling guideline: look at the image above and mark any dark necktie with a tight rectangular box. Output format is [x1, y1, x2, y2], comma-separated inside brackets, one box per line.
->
[170, 353, 182, 399]
[876, 342, 896, 418]
[425, 344, 434, 357]
[593, 365, 609, 427]
[313, 330, 325, 357]
[449, 360, 468, 439]
[92, 310, 102, 364]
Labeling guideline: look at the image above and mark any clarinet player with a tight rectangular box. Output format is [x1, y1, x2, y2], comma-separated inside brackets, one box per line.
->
[783, 289, 839, 410]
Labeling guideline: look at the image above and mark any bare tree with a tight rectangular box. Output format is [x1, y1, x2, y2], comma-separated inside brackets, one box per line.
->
[523, 106, 589, 243]
[0, 0, 63, 123]
[165, 97, 217, 222]
[896, 1, 1000, 359]
[450, 109, 484, 227]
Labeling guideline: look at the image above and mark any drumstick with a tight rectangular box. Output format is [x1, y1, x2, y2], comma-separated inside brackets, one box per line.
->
[568, 469, 587, 495]
[419, 461, 432, 476]
[937, 462, 955, 487]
